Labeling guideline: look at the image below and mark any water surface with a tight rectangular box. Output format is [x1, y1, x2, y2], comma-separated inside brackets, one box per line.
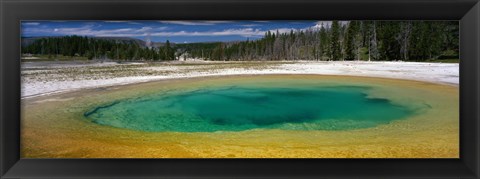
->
[84, 84, 418, 132]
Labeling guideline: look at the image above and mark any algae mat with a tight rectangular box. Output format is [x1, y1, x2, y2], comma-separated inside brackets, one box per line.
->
[21, 75, 459, 158]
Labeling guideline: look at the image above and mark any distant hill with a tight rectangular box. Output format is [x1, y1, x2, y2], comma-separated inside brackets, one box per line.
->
[21, 36, 147, 47]
[151, 42, 169, 48]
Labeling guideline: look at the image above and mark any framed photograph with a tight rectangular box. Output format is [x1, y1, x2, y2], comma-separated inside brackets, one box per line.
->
[1, 0, 479, 178]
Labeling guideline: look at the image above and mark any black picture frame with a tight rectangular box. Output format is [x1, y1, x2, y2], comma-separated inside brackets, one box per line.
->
[1, 0, 479, 178]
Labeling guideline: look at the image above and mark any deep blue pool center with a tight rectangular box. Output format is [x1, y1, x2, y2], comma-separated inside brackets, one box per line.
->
[84, 85, 419, 132]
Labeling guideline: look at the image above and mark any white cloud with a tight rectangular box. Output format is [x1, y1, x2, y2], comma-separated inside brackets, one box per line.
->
[158, 21, 233, 26]
[211, 28, 264, 37]
[239, 24, 261, 27]
[314, 21, 330, 29]
[312, 21, 350, 29]
[136, 27, 153, 32]
[23, 21, 337, 40]
[146, 27, 300, 38]
[23, 22, 40, 26]
[340, 21, 350, 26]
[267, 28, 297, 35]
[154, 26, 169, 31]
[23, 21, 357, 39]
[23, 25, 307, 39]
[149, 28, 264, 37]
[24, 25, 172, 37]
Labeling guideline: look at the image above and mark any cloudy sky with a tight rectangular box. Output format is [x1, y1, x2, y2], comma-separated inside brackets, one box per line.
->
[21, 20, 341, 43]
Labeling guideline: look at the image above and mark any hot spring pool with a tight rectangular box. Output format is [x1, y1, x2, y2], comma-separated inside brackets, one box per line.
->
[22, 75, 459, 158]
[84, 85, 419, 132]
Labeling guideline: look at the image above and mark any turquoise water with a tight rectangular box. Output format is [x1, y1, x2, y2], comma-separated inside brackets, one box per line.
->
[84, 85, 418, 132]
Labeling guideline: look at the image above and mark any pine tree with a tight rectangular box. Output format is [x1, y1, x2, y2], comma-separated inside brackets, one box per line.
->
[330, 21, 342, 61]
[344, 21, 359, 60]
[164, 40, 174, 60]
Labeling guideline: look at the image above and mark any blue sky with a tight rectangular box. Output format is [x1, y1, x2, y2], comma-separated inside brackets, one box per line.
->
[21, 20, 338, 43]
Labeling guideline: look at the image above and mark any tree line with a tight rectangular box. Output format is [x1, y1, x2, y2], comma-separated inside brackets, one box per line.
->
[201, 21, 458, 61]
[22, 35, 176, 61]
[22, 21, 459, 62]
